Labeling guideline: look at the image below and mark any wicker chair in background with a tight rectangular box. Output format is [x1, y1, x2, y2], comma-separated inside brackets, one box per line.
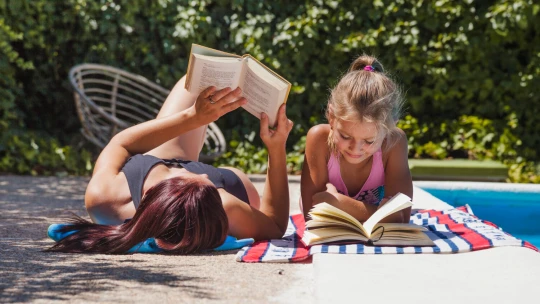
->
[69, 63, 226, 163]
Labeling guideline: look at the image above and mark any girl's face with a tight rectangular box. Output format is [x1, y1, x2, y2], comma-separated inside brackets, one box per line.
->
[332, 119, 381, 165]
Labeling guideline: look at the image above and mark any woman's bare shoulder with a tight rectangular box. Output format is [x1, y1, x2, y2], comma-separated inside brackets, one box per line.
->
[85, 172, 132, 210]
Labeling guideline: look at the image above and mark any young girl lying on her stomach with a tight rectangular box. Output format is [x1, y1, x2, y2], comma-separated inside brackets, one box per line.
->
[301, 55, 412, 223]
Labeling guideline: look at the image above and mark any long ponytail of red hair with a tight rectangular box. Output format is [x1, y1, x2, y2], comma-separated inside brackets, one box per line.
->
[46, 176, 228, 254]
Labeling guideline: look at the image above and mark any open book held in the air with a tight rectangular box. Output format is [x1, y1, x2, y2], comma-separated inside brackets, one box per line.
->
[302, 193, 435, 247]
[185, 44, 292, 127]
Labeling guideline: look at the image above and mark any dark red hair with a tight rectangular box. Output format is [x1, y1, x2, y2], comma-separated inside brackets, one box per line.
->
[46, 176, 228, 254]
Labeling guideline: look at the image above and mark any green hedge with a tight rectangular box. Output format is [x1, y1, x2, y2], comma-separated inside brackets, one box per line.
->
[1, 0, 539, 182]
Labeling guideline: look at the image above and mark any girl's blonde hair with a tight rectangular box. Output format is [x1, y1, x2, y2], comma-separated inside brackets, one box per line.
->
[326, 55, 404, 153]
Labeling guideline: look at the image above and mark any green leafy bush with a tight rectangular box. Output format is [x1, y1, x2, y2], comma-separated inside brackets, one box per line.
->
[0, 131, 93, 176]
[216, 131, 269, 174]
[1, 0, 538, 182]
[397, 114, 538, 181]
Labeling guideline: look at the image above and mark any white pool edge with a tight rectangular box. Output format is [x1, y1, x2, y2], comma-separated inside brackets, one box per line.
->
[315, 181, 540, 304]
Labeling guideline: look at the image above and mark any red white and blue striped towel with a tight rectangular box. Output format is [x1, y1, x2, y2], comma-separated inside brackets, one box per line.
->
[236, 206, 538, 263]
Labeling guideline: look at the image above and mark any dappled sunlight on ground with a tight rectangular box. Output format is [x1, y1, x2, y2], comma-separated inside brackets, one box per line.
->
[0, 175, 313, 303]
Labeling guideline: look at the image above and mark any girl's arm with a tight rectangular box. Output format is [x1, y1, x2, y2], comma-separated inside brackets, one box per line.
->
[377, 129, 413, 223]
[223, 105, 294, 240]
[311, 183, 378, 222]
[85, 86, 247, 208]
[300, 125, 331, 220]
[309, 131, 412, 224]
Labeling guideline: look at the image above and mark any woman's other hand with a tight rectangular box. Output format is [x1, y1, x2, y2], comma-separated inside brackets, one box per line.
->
[191, 86, 247, 125]
[259, 104, 293, 152]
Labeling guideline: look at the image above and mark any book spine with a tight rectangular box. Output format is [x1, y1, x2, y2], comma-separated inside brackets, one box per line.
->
[368, 225, 385, 245]
[185, 53, 195, 91]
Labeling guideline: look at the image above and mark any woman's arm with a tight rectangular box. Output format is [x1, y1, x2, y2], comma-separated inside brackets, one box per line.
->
[223, 104, 294, 240]
[377, 129, 413, 224]
[300, 125, 331, 220]
[85, 86, 247, 208]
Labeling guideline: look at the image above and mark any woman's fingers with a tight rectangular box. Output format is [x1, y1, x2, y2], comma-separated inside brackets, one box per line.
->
[259, 112, 270, 139]
[207, 87, 245, 114]
[209, 87, 233, 102]
[215, 87, 246, 116]
[222, 97, 247, 114]
[259, 103, 294, 151]
[198, 87, 291, 132]
[274, 104, 293, 133]
[216, 87, 242, 105]
[200, 86, 217, 99]
[276, 104, 288, 126]
[193, 86, 245, 123]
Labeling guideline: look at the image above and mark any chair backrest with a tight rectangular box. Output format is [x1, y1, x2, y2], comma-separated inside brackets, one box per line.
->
[69, 63, 226, 162]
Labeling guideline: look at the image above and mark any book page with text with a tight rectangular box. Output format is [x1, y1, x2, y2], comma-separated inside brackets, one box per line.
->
[307, 214, 366, 235]
[189, 54, 244, 93]
[308, 203, 369, 237]
[239, 58, 287, 127]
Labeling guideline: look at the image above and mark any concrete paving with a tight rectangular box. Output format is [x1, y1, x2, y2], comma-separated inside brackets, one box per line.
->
[0, 175, 312, 303]
[314, 247, 540, 304]
[1, 175, 538, 303]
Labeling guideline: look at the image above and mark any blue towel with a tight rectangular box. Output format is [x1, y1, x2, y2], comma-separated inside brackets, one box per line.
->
[47, 223, 254, 253]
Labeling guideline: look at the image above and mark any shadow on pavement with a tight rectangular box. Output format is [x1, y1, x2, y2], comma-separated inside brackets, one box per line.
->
[0, 176, 216, 302]
[0, 241, 213, 302]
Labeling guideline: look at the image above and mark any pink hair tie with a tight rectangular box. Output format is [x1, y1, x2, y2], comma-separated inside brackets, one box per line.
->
[364, 65, 374, 72]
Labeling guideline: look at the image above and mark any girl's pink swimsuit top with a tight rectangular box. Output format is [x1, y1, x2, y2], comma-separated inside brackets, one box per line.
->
[327, 149, 385, 206]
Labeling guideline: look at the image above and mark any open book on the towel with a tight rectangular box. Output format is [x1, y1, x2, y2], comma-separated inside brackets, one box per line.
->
[302, 193, 435, 247]
[185, 44, 292, 127]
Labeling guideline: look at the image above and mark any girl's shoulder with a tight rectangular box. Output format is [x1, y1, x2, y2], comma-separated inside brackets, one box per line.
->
[381, 127, 408, 163]
[306, 124, 331, 141]
[305, 124, 331, 159]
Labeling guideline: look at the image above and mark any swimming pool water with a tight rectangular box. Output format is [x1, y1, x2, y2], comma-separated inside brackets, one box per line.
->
[420, 187, 540, 249]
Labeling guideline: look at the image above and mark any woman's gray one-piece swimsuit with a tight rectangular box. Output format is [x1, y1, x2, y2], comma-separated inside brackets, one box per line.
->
[121, 154, 250, 209]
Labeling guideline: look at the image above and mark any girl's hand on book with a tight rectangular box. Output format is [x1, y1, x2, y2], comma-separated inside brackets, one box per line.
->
[259, 104, 293, 151]
[312, 191, 336, 206]
[324, 183, 339, 196]
[312, 184, 339, 206]
[376, 197, 390, 210]
[191, 86, 247, 125]
[312, 184, 378, 222]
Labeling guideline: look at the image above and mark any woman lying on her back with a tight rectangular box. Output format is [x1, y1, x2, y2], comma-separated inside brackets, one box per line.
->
[47, 76, 293, 254]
